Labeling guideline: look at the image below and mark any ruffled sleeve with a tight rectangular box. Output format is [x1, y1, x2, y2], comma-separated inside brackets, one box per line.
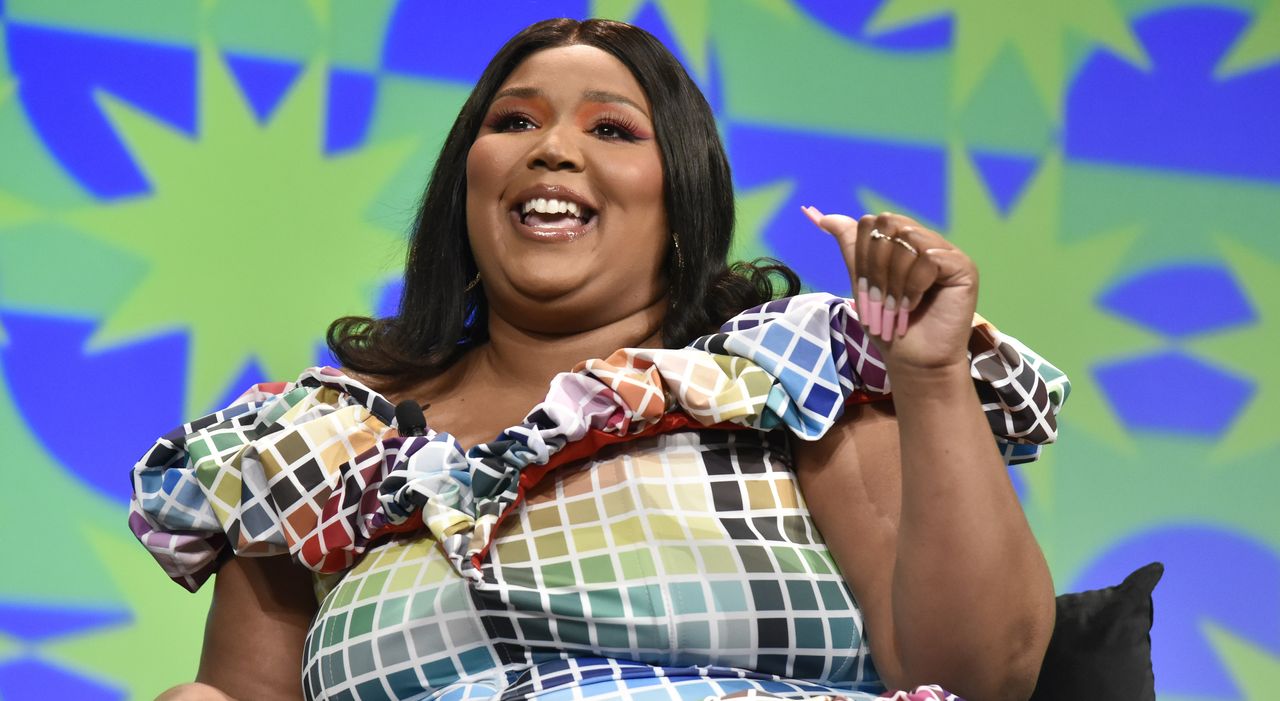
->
[130, 294, 1067, 591]
[695, 293, 1070, 461]
[128, 368, 400, 591]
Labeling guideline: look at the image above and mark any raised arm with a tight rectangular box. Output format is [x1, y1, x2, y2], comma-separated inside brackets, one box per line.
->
[156, 556, 317, 701]
[792, 210, 1055, 701]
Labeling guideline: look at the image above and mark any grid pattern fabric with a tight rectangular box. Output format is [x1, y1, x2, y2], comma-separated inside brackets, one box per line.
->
[129, 294, 1068, 698]
[301, 430, 891, 700]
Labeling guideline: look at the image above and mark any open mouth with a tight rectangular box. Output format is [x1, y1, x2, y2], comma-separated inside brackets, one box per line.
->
[514, 197, 598, 230]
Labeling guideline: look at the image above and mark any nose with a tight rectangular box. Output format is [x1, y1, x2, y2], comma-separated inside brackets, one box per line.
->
[526, 123, 583, 172]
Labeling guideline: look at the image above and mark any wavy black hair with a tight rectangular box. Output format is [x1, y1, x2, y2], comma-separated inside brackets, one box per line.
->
[329, 18, 799, 385]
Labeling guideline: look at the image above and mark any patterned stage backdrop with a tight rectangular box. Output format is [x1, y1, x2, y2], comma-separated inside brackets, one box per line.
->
[0, 0, 1275, 698]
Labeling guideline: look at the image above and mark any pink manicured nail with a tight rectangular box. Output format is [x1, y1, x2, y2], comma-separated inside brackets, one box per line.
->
[855, 277, 869, 325]
[896, 306, 910, 338]
[866, 286, 883, 337]
[881, 296, 896, 342]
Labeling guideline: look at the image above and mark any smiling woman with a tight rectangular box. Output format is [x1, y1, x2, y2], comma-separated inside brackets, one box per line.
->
[464, 45, 669, 335]
[134, 17, 1068, 701]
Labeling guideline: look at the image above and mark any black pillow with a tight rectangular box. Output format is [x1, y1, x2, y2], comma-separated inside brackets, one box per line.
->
[1029, 561, 1163, 701]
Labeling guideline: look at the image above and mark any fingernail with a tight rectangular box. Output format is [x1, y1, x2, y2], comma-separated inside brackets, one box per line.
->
[856, 277, 869, 323]
[867, 286, 883, 336]
[801, 205, 825, 228]
[896, 306, 910, 339]
[881, 296, 896, 342]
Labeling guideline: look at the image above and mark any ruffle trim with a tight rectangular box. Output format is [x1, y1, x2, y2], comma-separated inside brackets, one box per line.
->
[129, 293, 1069, 591]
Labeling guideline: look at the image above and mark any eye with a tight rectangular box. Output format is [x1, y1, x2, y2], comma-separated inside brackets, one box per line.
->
[592, 117, 642, 141]
[488, 110, 537, 132]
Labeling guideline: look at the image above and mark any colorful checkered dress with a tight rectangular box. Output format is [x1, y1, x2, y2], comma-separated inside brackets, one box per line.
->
[130, 294, 1069, 701]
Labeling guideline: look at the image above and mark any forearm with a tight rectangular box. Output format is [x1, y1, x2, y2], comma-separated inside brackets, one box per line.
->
[888, 361, 1054, 700]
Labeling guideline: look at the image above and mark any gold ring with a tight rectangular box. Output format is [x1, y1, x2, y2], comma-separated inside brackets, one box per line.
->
[890, 237, 919, 256]
[869, 228, 889, 241]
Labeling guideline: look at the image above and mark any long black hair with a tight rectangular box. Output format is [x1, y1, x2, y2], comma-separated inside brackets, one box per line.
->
[328, 18, 799, 385]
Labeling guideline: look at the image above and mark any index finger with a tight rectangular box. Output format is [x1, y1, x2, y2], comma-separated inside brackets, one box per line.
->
[801, 205, 873, 324]
[801, 206, 860, 259]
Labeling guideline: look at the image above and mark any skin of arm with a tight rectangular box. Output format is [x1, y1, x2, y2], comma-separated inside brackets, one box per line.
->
[186, 555, 318, 701]
[793, 369, 1054, 701]
[792, 211, 1055, 701]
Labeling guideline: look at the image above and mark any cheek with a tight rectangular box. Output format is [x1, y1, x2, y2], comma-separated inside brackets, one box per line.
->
[609, 154, 667, 223]
[464, 145, 487, 196]
[465, 137, 510, 200]
[464, 142, 510, 262]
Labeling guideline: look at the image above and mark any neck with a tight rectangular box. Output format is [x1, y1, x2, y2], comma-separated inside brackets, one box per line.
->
[469, 295, 668, 394]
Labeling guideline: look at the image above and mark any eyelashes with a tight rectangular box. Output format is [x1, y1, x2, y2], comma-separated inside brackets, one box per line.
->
[486, 109, 536, 132]
[591, 115, 643, 141]
[485, 108, 644, 142]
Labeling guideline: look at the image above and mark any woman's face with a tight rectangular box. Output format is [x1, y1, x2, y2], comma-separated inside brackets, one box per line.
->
[466, 45, 668, 332]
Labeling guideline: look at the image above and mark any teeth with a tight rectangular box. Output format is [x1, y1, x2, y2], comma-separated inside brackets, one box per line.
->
[520, 197, 587, 218]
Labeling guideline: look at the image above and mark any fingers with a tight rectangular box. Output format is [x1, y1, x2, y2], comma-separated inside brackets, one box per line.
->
[803, 207, 861, 267]
[864, 213, 948, 341]
[860, 214, 891, 337]
[802, 207, 952, 342]
[802, 205, 870, 321]
[883, 230, 921, 339]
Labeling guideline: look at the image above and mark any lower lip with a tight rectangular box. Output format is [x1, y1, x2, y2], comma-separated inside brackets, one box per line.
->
[509, 210, 596, 242]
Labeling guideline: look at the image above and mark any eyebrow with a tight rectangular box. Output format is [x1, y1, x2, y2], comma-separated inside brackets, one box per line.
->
[491, 86, 648, 116]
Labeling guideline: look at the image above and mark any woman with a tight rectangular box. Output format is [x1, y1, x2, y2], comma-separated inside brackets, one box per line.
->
[135, 18, 1068, 701]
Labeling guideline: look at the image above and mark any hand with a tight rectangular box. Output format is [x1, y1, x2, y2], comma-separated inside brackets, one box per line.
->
[802, 207, 978, 372]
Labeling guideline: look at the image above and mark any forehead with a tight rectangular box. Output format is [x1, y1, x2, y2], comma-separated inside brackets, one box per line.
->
[499, 45, 650, 111]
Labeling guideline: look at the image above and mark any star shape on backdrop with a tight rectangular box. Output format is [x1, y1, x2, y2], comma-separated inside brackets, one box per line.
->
[867, 0, 1148, 112]
[1, 0, 202, 44]
[1189, 238, 1280, 462]
[0, 630, 16, 664]
[594, 0, 789, 268]
[593, 0, 712, 80]
[1061, 162, 1280, 264]
[0, 368, 127, 601]
[1030, 427, 1280, 591]
[0, 82, 31, 230]
[1050, 519, 1280, 698]
[936, 146, 1159, 451]
[730, 180, 794, 268]
[204, 0, 322, 60]
[0, 79, 40, 344]
[302, 0, 330, 27]
[41, 526, 213, 701]
[1217, 0, 1280, 78]
[1204, 622, 1280, 698]
[70, 43, 418, 417]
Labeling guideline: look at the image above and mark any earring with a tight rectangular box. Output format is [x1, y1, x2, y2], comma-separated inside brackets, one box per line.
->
[672, 232, 686, 274]
[464, 272, 481, 292]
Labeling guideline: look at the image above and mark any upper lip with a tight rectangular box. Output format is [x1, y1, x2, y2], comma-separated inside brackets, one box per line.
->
[509, 184, 599, 219]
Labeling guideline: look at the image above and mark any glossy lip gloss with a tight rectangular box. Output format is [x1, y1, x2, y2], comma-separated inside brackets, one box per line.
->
[509, 209, 596, 242]
[508, 184, 600, 243]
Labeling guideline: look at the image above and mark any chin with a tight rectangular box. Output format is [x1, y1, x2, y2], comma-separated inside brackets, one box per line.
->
[502, 265, 596, 303]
